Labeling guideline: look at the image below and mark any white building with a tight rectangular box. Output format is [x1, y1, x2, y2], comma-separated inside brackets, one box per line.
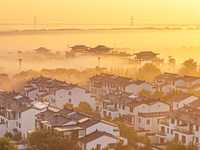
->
[166, 92, 198, 111]
[23, 76, 95, 108]
[35, 107, 127, 150]
[153, 72, 200, 94]
[156, 105, 200, 149]
[89, 73, 155, 98]
[0, 91, 60, 138]
[96, 91, 170, 133]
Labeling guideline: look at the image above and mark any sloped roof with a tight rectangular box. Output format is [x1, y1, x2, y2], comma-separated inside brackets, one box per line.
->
[169, 105, 200, 126]
[182, 75, 200, 82]
[79, 130, 122, 144]
[166, 92, 195, 103]
[188, 98, 200, 108]
[155, 72, 180, 79]
[188, 83, 200, 91]
[134, 51, 159, 56]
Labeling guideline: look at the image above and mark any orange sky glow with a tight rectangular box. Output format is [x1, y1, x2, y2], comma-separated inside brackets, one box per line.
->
[1, 0, 200, 24]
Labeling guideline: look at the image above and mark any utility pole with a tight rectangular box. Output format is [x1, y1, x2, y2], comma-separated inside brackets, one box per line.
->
[19, 59, 22, 71]
[97, 57, 101, 67]
[34, 16, 36, 26]
[131, 17, 133, 28]
[167, 55, 172, 71]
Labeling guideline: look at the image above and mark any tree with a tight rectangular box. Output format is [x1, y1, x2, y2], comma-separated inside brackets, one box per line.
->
[102, 146, 109, 150]
[114, 141, 129, 150]
[166, 138, 186, 150]
[138, 136, 153, 150]
[64, 103, 74, 109]
[75, 101, 101, 118]
[179, 59, 198, 76]
[4, 132, 13, 139]
[25, 129, 81, 150]
[113, 121, 137, 147]
[0, 136, 19, 150]
[138, 89, 152, 97]
[12, 132, 22, 143]
[135, 63, 162, 82]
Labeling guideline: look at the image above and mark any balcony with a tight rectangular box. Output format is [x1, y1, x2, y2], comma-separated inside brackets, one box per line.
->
[138, 111, 168, 118]
[174, 126, 194, 135]
[0, 111, 5, 117]
[106, 107, 118, 111]
[156, 131, 166, 137]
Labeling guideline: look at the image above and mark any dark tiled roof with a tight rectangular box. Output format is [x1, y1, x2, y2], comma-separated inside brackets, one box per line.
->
[78, 118, 100, 128]
[169, 106, 200, 126]
[26, 87, 37, 93]
[46, 114, 71, 126]
[188, 83, 200, 91]
[166, 92, 195, 103]
[134, 51, 159, 56]
[79, 130, 122, 144]
[155, 72, 180, 79]
[182, 75, 200, 82]
[35, 109, 55, 120]
[188, 99, 200, 108]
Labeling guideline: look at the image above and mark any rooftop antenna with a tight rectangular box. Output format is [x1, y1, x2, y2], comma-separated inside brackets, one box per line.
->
[167, 55, 172, 71]
[97, 57, 101, 67]
[19, 59, 22, 71]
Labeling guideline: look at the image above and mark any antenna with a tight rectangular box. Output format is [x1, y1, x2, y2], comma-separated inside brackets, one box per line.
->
[34, 16, 36, 26]
[97, 57, 101, 67]
[131, 17, 133, 27]
[19, 59, 22, 71]
[167, 55, 172, 71]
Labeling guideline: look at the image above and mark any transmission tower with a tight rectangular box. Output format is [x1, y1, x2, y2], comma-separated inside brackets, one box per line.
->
[34, 16, 36, 26]
[131, 17, 133, 27]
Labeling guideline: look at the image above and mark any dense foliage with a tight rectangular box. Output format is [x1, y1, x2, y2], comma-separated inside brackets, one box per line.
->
[25, 129, 81, 150]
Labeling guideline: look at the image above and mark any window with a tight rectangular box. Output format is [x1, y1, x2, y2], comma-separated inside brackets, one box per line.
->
[54, 91, 56, 95]
[108, 143, 115, 149]
[146, 119, 150, 125]
[196, 126, 199, 132]
[143, 106, 145, 108]
[122, 105, 125, 110]
[97, 144, 101, 150]
[68, 91, 71, 95]
[177, 104, 178, 108]
[196, 137, 199, 143]
[167, 128, 169, 133]
[16, 122, 18, 127]
[105, 90, 106, 93]
[19, 123, 21, 128]
[175, 133, 179, 140]
[19, 113, 21, 119]
[119, 104, 121, 109]
[109, 112, 111, 117]
[130, 107, 133, 113]
[158, 105, 160, 107]
[182, 135, 186, 143]
[115, 103, 117, 109]
[177, 120, 179, 126]
[171, 118, 175, 124]
[6, 121, 8, 128]
[139, 118, 140, 123]
[171, 129, 173, 135]
[95, 89, 96, 94]
[68, 99, 71, 103]
[157, 119, 160, 124]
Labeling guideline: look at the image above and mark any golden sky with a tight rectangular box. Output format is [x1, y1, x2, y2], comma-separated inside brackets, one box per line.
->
[1, 0, 200, 24]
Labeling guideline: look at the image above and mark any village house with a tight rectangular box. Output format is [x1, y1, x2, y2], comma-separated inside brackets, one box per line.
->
[70, 45, 90, 53]
[89, 73, 155, 99]
[96, 90, 170, 134]
[166, 92, 198, 111]
[156, 105, 200, 149]
[35, 106, 127, 150]
[0, 91, 60, 139]
[153, 72, 200, 93]
[23, 76, 95, 108]
[86, 45, 113, 55]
